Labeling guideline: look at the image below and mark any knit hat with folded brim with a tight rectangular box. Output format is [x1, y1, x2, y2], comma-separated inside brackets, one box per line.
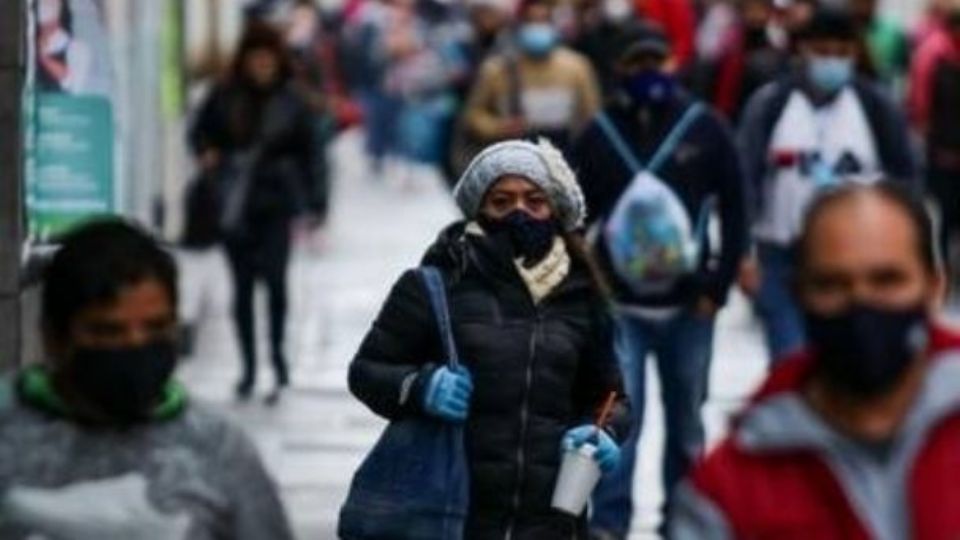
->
[453, 139, 587, 231]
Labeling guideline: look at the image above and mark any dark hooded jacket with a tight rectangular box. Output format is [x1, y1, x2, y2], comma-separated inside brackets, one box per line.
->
[349, 222, 630, 539]
[188, 81, 315, 231]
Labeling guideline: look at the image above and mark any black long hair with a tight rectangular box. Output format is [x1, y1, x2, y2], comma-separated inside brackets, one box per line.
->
[228, 21, 294, 87]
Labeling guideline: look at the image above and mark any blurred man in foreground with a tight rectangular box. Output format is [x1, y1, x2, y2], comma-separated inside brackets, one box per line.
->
[0, 220, 292, 539]
[671, 183, 960, 538]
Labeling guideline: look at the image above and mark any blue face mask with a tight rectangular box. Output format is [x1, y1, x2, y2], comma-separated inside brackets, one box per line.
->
[807, 56, 854, 95]
[518, 23, 558, 58]
[621, 70, 675, 107]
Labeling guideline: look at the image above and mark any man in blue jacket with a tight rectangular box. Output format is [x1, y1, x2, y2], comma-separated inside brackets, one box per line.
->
[569, 22, 748, 539]
[736, 6, 918, 363]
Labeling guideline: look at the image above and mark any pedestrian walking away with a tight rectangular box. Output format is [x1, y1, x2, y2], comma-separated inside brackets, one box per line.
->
[347, 139, 630, 539]
[569, 21, 749, 538]
[189, 23, 316, 403]
[671, 182, 960, 540]
[0, 220, 293, 540]
[737, 6, 918, 363]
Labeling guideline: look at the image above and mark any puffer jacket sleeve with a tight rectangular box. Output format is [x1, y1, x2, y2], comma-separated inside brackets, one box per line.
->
[573, 300, 631, 443]
[348, 269, 442, 420]
[188, 85, 229, 157]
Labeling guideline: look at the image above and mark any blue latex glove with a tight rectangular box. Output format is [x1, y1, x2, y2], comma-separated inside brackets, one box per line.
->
[422, 365, 473, 422]
[562, 425, 621, 474]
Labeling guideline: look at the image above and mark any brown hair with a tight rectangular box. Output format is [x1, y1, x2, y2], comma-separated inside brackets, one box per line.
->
[562, 231, 614, 301]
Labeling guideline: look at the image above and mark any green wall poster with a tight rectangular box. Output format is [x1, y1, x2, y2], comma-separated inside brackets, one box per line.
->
[28, 94, 113, 238]
[26, 0, 115, 239]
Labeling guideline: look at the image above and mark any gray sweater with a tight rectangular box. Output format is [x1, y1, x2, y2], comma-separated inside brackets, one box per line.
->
[0, 377, 294, 540]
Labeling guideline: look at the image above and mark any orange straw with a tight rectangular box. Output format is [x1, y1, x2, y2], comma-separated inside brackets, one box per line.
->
[595, 391, 618, 430]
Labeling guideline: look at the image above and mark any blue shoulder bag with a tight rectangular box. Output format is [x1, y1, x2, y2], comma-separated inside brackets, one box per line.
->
[338, 267, 469, 540]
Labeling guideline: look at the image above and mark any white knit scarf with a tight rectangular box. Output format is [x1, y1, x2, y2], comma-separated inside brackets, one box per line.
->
[466, 222, 571, 304]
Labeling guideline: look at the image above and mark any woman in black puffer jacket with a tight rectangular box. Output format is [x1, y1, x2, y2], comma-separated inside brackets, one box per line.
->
[349, 139, 631, 539]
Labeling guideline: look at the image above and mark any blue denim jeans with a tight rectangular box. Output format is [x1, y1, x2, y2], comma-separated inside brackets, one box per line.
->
[590, 309, 715, 537]
[754, 243, 807, 363]
[359, 89, 401, 170]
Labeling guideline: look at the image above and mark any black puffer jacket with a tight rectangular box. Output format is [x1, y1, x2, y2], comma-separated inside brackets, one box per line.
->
[349, 223, 630, 539]
[188, 82, 314, 227]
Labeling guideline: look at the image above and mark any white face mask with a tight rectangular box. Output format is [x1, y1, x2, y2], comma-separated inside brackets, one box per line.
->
[38, 0, 61, 24]
[807, 55, 854, 94]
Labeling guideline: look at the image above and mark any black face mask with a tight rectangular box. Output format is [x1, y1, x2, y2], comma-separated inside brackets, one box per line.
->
[70, 341, 177, 425]
[805, 303, 929, 398]
[479, 210, 559, 266]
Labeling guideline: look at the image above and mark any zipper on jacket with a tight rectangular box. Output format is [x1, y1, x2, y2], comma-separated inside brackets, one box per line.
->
[504, 312, 541, 539]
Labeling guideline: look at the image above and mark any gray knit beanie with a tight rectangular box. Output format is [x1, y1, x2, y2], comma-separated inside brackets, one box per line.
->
[452, 139, 587, 231]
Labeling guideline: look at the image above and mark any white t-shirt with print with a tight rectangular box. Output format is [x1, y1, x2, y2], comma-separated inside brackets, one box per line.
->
[753, 87, 881, 245]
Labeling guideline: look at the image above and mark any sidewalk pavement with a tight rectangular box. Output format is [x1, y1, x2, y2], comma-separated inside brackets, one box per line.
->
[176, 131, 771, 539]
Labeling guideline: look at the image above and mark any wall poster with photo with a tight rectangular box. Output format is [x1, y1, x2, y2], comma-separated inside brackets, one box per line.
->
[25, 0, 116, 240]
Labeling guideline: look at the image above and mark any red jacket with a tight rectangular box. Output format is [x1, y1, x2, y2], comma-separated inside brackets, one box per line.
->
[908, 29, 959, 131]
[670, 324, 960, 539]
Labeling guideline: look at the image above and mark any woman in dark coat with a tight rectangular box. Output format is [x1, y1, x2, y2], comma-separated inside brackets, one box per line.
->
[349, 139, 631, 538]
[189, 24, 314, 402]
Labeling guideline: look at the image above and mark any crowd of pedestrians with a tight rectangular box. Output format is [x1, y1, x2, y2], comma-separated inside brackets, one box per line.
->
[4, 0, 960, 538]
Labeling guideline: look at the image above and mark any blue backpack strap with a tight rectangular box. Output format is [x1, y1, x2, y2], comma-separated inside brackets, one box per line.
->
[647, 102, 706, 175]
[595, 112, 643, 174]
[417, 266, 460, 368]
[692, 195, 715, 246]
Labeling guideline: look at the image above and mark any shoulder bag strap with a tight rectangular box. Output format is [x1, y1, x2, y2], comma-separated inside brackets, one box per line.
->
[417, 266, 460, 368]
[646, 102, 711, 245]
[595, 103, 706, 177]
[647, 102, 706, 174]
[506, 54, 524, 118]
[595, 112, 643, 174]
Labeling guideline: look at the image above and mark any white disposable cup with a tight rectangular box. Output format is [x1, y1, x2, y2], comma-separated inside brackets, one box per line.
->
[551, 443, 602, 516]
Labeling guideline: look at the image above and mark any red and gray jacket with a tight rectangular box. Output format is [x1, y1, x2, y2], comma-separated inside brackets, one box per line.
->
[670, 324, 960, 540]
